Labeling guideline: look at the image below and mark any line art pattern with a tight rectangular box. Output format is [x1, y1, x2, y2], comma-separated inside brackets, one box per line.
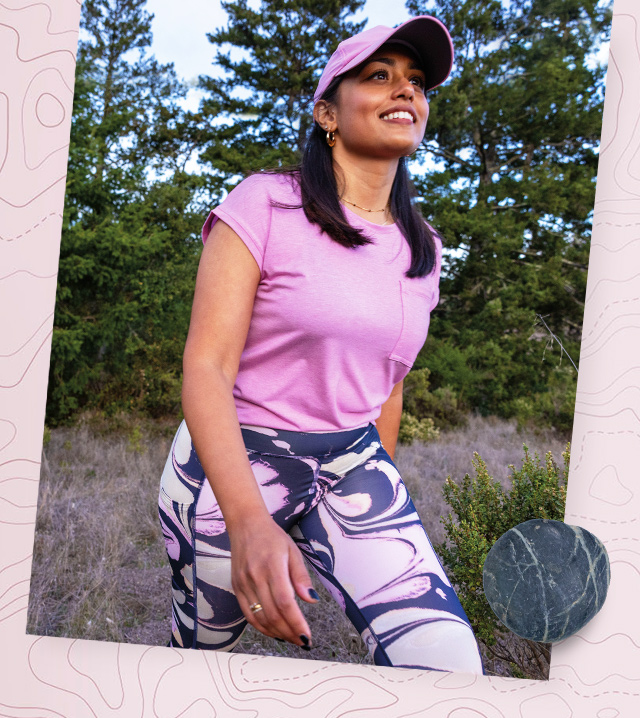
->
[1, 0, 638, 715]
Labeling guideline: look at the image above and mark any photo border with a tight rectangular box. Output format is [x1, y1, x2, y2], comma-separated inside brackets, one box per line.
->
[1, 0, 639, 714]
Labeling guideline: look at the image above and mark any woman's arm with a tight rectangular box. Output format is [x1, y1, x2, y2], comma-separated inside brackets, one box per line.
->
[182, 219, 316, 646]
[376, 379, 403, 460]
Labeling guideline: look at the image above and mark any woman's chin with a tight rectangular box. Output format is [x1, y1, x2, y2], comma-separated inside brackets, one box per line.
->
[342, 144, 417, 162]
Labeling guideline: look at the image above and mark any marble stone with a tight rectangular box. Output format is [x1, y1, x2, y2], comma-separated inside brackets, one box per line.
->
[482, 519, 610, 643]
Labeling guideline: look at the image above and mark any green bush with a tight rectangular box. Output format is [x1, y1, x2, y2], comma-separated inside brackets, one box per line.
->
[435, 444, 569, 677]
[414, 325, 580, 435]
[398, 412, 440, 445]
[402, 367, 468, 431]
[414, 337, 482, 408]
[509, 368, 577, 436]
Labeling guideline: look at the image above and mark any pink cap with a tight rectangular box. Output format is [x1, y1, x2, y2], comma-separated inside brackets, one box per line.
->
[314, 15, 454, 103]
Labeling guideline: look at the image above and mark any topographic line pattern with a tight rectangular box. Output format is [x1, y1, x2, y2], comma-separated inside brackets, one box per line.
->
[1, 0, 639, 716]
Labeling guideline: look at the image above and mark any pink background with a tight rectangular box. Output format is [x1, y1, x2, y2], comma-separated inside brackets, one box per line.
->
[1, 0, 638, 715]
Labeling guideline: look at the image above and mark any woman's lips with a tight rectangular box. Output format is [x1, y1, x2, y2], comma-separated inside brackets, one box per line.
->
[380, 110, 415, 123]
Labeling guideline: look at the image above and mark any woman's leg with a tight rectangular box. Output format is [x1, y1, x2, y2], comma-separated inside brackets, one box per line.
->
[158, 421, 320, 649]
[292, 435, 484, 674]
[159, 420, 239, 649]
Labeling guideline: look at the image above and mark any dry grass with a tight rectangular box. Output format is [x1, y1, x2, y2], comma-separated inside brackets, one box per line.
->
[27, 415, 174, 646]
[27, 413, 568, 674]
[397, 414, 568, 547]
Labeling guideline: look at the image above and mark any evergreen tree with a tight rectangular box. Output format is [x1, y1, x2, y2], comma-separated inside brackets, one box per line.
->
[48, 0, 203, 423]
[198, 0, 366, 188]
[406, 0, 611, 429]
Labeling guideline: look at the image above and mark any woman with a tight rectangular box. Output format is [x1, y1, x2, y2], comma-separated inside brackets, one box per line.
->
[159, 15, 483, 674]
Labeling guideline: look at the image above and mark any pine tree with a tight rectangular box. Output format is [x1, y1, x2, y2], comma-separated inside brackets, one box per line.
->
[48, 0, 202, 423]
[198, 0, 366, 189]
[406, 0, 611, 428]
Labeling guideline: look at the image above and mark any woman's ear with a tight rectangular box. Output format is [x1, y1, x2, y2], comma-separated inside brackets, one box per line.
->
[313, 100, 337, 131]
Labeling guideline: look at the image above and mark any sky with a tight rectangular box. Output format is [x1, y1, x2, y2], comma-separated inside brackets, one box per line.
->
[141, 1, 435, 178]
[144, 0, 610, 109]
[142, 0, 610, 181]
[145, 0, 412, 87]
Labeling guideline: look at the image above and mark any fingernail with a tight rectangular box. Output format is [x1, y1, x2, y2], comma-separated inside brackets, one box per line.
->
[299, 634, 310, 647]
[301, 645, 311, 651]
[308, 588, 320, 601]
[274, 638, 285, 643]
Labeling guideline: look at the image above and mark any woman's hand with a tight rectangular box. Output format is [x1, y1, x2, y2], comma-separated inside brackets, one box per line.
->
[229, 515, 318, 647]
[182, 220, 317, 647]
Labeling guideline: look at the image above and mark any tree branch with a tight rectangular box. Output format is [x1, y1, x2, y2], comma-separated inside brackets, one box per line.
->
[420, 143, 475, 169]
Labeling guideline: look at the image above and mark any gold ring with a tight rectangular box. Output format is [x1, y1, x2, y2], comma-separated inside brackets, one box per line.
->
[249, 602, 263, 614]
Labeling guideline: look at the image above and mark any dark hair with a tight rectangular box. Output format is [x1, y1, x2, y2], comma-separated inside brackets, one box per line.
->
[266, 73, 437, 278]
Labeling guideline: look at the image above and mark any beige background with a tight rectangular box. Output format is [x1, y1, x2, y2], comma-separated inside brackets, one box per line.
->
[1, 0, 639, 715]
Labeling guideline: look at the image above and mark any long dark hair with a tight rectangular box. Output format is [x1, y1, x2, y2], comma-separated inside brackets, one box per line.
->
[266, 75, 437, 278]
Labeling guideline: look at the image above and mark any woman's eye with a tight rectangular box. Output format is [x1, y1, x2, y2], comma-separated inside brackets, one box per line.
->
[411, 76, 426, 89]
[371, 69, 388, 80]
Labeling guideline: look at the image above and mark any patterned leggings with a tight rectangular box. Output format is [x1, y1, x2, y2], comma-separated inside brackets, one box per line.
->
[158, 420, 483, 673]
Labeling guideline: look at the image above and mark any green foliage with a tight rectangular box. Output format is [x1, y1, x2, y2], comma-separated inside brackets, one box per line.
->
[436, 443, 569, 675]
[47, 0, 204, 424]
[398, 412, 440, 445]
[509, 366, 578, 434]
[400, 365, 471, 444]
[198, 0, 366, 184]
[127, 425, 145, 454]
[414, 338, 481, 405]
[405, 0, 610, 426]
[403, 367, 468, 431]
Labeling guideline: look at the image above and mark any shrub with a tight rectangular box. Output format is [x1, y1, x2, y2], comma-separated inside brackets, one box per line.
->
[398, 412, 440, 445]
[509, 368, 577, 436]
[413, 326, 580, 435]
[435, 444, 569, 678]
[403, 367, 468, 431]
[415, 337, 482, 407]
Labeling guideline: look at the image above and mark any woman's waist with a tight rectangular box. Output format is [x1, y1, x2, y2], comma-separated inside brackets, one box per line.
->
[239, 422, 376, 457]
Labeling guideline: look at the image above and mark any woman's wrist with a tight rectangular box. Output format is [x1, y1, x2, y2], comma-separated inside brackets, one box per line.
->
[224, 501, 273, 536]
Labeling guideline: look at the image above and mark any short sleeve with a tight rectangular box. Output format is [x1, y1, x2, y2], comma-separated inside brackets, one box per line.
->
[428, 229, 443, 312]
[201, 174, 274, 273]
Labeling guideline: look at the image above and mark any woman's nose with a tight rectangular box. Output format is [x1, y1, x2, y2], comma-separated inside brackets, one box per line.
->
[393, 77, 416, 100]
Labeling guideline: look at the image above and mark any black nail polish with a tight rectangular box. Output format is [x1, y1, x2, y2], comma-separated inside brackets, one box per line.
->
[308, 588, 320, 601]
[274, 637, 285, 643]
[299, 634, 310, 646]
[301, 645, 311, 652]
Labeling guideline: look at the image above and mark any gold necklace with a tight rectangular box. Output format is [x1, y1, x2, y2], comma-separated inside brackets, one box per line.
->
[341, 197, 389, 213]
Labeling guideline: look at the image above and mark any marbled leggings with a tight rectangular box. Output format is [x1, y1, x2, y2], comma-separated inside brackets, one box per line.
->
[158, 420, 483, 673]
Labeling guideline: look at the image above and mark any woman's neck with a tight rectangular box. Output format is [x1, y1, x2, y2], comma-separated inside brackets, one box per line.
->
[333, 152, 399, 226]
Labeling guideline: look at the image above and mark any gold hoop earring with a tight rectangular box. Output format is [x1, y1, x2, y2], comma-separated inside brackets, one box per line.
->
[326, 129, 336, 148]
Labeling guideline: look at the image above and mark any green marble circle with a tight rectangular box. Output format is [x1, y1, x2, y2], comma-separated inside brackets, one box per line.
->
[482, 519, 610, 643]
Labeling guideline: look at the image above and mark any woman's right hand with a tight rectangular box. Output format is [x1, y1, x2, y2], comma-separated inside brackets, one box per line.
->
[228, 515, 318, 648]
[182, 220, 317, 647]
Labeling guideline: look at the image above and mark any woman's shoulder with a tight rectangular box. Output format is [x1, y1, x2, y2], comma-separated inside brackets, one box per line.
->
[228, 170, 301, 205]
[204, 171, 303, 254]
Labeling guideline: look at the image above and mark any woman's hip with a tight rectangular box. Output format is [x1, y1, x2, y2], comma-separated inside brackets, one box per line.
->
[159, 419, 386, 523]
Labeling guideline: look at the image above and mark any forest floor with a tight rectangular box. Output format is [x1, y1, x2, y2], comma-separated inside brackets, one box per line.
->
[26, 412, 567, 677]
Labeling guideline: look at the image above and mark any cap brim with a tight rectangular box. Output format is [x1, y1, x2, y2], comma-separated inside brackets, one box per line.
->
[313, 15, 454, 103]
[386, 16, 453, 92]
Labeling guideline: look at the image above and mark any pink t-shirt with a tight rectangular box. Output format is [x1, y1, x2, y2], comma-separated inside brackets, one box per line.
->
[202, 172, 442, 432]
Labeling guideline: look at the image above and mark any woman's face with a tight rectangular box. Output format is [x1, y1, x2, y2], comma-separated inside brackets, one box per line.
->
[329, 46, 429, 161]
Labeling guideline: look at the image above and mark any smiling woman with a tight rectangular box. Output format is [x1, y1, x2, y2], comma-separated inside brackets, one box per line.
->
[158, 15, 484, 674]
[316, 47, 430, 163]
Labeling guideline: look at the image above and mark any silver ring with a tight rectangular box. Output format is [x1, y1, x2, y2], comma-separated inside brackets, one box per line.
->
[249, 602, 263, 614]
